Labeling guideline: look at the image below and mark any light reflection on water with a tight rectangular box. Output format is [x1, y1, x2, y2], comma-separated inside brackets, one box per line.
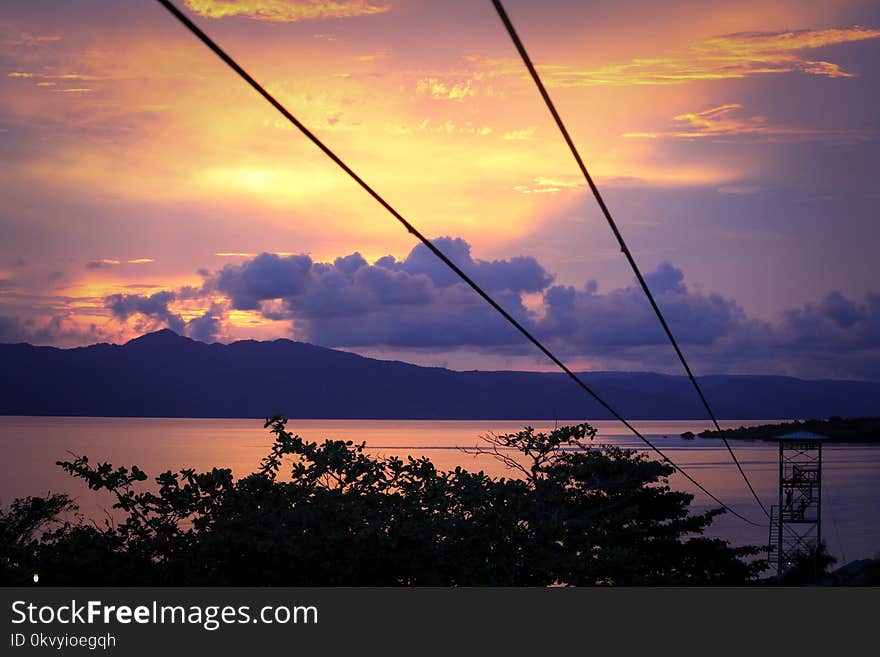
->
[1, 416, 877, 564]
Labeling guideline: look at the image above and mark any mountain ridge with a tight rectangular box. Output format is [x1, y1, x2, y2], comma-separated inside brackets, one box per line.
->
[1, 330, 878, 420]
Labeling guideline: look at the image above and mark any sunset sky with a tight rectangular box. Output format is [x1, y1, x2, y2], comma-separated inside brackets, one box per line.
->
[1, 0, 878, 378]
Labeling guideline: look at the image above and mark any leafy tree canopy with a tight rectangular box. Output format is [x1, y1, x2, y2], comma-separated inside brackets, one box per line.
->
[1, 417, 765, 585]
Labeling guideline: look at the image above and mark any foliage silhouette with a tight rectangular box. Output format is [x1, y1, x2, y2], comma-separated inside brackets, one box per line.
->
[777, 542, 837, 585]
[1, 417, 765, 585]
[698, 417, 880, 442]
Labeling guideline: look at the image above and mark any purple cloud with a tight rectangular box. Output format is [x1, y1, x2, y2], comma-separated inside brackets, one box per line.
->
[92, 238, 880, 379]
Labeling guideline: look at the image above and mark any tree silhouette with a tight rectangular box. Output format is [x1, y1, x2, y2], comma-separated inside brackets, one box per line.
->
[1, 417, 765, 585]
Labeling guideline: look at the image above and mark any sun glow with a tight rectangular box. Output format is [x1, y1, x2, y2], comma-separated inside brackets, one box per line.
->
[0, 0, 877, 351]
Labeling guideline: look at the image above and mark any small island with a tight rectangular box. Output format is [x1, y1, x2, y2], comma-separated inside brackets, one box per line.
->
[685, 417, 880, 442]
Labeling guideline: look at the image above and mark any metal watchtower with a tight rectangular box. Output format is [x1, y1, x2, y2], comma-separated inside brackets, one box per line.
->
[768, 431, 826, 577]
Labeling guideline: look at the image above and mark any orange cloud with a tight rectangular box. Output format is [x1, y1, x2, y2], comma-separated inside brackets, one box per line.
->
[512, 162, 733, 193]
[506, 26, 880, 87]
[416, 76, 476, 101]
[184, 0, 392, 22]
[84, 258, 155, 269]
[86, 259, 122, 269]
[0, 32, 62, 49]
[503, 128, 536, 141]
[390, 118, 493, 137]
[7, 72, 100, 81]
[513, 176, 584, 195]
[623, 103, 872, 142]
[7, 70, 104, 95]
[696, 27, 880, 55]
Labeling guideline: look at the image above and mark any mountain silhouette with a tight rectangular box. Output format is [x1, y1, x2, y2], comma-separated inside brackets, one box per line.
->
[1, 329, 877, 420]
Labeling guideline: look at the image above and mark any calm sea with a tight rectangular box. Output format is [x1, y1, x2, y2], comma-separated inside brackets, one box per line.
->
[1, 416, 877, 563]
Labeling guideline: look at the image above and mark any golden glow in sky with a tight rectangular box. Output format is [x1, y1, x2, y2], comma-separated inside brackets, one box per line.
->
[0, 0, 878, 376]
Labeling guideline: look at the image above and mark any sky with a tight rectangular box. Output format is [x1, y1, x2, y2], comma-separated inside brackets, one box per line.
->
[0, 0, 878, 379]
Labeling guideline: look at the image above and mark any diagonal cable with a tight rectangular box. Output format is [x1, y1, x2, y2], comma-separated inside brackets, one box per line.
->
[153, 0, 762, 527]
[491, 0, 769, 518]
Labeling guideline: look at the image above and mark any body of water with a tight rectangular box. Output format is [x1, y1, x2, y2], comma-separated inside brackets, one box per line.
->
[1, 416, 877, 564]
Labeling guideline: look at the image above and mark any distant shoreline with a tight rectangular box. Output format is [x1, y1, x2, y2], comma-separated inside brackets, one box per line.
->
[683, 417, 880, 442]
[8, 415, 880, 444]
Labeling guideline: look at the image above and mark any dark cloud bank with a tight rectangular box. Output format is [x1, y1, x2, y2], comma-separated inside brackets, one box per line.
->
[97, 237, 879, 380]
